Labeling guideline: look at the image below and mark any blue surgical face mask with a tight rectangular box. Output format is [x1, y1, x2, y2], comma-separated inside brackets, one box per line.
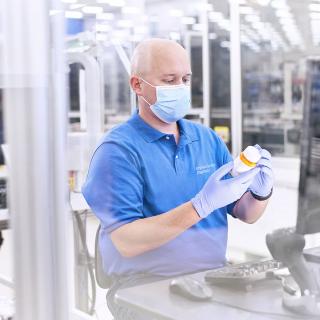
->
[139, 78, 191, 123]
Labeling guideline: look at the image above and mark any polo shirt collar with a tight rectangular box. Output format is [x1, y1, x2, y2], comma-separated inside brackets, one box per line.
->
[128, 112, 166, 143]
[128, 111, 198, 143]
[177, 118, 199, 143]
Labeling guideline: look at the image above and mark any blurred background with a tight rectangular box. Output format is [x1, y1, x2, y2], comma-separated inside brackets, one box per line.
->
[0, 0, 320, 319]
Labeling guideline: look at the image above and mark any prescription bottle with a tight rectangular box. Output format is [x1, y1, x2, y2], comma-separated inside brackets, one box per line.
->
[231, 146, 261, 176]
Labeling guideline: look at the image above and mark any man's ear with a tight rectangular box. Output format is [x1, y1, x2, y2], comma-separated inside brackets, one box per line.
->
[130, 76, 143, 96]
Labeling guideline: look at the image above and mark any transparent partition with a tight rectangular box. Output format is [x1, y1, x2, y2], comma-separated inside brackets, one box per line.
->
[239, 0, 315, 157]
[208, 0, 232, 149]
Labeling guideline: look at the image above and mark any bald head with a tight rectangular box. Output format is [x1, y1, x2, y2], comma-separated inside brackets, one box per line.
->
[130, 38, 190, 77]
[130, 38, 192, 117]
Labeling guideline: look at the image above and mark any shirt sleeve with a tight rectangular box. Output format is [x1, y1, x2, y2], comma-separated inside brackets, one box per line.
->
[82, 142, 144, 234]
[210, 130, 237, 217]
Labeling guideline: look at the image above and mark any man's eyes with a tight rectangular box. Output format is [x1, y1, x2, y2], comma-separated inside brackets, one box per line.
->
[163, 78, 191, 84]
[163, 79, 175, 83]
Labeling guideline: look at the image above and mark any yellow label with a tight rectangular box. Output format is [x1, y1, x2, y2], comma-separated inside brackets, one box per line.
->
[240, 152, 257, 167]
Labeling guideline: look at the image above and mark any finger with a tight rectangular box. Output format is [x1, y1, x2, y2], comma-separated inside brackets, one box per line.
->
[258, 158, 272, 169]
[233, 167, 260, 184]
[254, 144, 262, 151]
[261, 166, 274, 178]
[260, 149, 271, 160]
[213, 161, 234, 181]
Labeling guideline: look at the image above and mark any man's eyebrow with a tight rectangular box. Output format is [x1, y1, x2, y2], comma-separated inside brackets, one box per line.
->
[161, 73, 193, 76]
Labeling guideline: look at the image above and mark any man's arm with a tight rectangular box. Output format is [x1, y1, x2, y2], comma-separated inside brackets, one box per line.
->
[111, 163, 258, 258]
[110, 201, 200, 258]
[232, 191, 269, 224]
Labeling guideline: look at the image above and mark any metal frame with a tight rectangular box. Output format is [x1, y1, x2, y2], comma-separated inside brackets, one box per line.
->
[230, 0, 243, 157]
[184, 31, 206, 122]
[200, 1, 211, 128]
[1, 1, 70, 320]
[67, 52, 104, 151]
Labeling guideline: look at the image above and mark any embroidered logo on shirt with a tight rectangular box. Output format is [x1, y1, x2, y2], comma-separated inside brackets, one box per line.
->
[196, 164, 215, 175]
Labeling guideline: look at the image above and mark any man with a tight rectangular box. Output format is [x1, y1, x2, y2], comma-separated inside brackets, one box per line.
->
[82, 38, 273, 318]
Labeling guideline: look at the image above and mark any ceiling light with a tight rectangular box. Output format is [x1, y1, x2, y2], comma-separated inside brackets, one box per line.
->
[169, 32, 181, 41]
[117, 19, 133, 28]
[218, 19, 231, 31]
[310, 12, 320, 19]
[65, 11, 83, 19]
[256, 0, 271, 6]
[82, 6, 103, 14]
[49, 10, 62, 16]
[96, 33, 108, 41]
[96, 12, 114, 20]
[170, 9, 183, 17]
[309, 3, 320, 12]
[108, 0, 126, 7]
[275, 9, 292, 18]
[195, 3, 214, 11]
[279, 17, 295, 26]
[149, 16, 159, 22]
[122, 6, 141, 14]
[113, 30, 130, 38]
[208, 11, 224, 22]
[240, 6, 254, 15]
[70, 4, 85, 9]
[62, 0, 77, 3]
[95, 24, 111, 32]
[181, 17, 196, 25]
[220, 41, 230, 49]
[271, 0, 288, 9]
[245, 14, 260, 23]
[251, 21, 264, 30]
[134, 26, 148, 34]
[192, 24, 204, 31]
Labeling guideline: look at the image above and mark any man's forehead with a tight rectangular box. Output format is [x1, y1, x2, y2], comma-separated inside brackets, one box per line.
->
[160, 72, 192, 77]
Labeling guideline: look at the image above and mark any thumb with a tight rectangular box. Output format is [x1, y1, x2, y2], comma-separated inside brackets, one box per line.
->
[213, 161, 234, 181]
[254, 144, 262, 152]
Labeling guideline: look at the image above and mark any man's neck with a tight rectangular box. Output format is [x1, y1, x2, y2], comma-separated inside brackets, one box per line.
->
[138, 105, 179, 136]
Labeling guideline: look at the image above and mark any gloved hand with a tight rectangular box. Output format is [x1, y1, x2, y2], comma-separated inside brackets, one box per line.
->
[249, 144, 274, 198]
[191, 161, 259, 218]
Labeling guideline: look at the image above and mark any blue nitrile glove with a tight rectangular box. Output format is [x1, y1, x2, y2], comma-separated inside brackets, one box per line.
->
[191, 161, 260, 218]
[249, 144, 274, 199]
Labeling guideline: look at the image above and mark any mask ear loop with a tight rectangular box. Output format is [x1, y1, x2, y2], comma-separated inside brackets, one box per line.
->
[139, 77, 156, 88]
[138, 77, 154, 106]
[140, 95, 152, 106]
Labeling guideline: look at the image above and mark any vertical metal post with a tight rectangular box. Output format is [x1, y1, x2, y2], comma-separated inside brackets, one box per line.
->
[1, 0, 70, 319]
[201, 0, 211, 127]
[284, 62, 294, 116]
[67, 52, 103, 152]
[73, 214, 89, 313]
[230, 0, 243, 156]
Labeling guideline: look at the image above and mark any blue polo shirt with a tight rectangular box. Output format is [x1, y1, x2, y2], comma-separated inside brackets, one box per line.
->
[82, 112, 236, 277]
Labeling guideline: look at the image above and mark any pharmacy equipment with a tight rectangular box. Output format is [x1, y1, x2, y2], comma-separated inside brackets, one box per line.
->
[205, 259, 284, 289]
[266, 59, 320, 317]
[231, 145, 261, 176]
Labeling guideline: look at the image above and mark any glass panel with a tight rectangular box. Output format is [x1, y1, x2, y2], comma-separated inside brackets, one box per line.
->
[240, 0, 308, 157]
[208, 0, 232, 149]
[297, 59, 320, 235]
